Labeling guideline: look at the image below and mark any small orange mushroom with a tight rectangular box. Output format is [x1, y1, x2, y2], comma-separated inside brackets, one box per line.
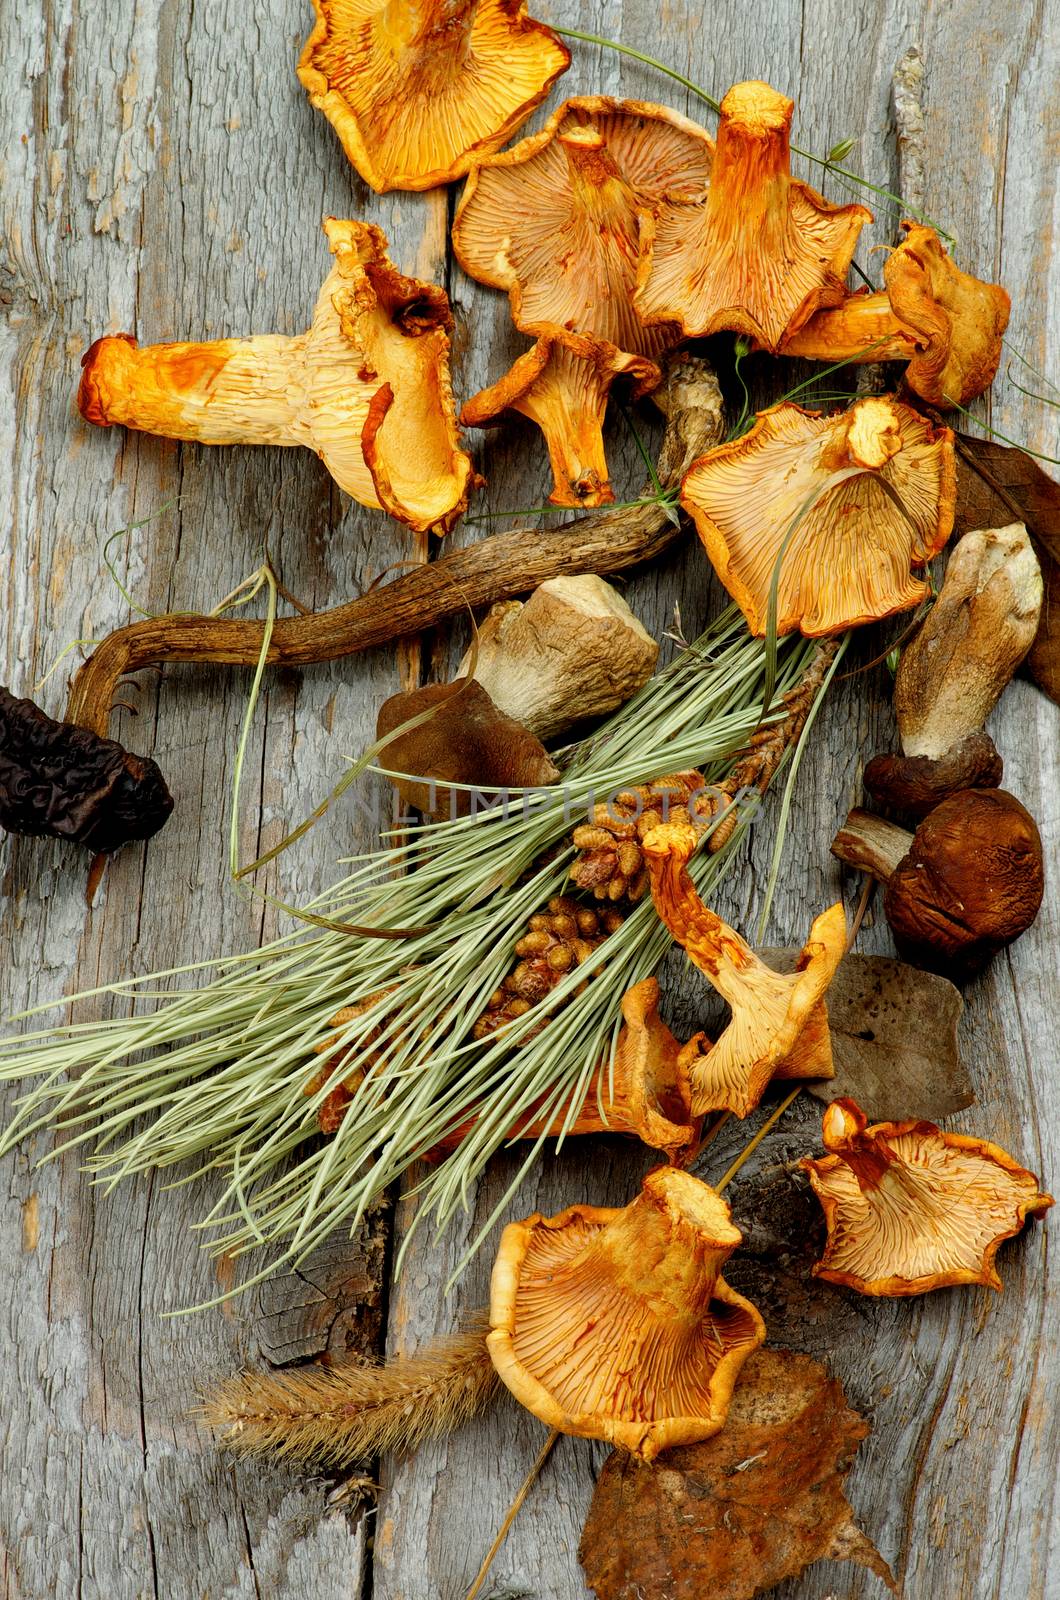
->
[641, 822, 846, 1116]
[782, 224, 1011, 408]
[452, 97, 714, 359]
[488, 1167, 765, 1460]
[461, 332, 659, 508]
[680, 396, 956, 636]
[297, 0, 570, 192]
[801, 1098, 1054, 1295]
[78, 219, 474, 535]
[635, 80, 871, 351]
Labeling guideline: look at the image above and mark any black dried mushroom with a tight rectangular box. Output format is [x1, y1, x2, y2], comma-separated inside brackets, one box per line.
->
[0, 687, 173, 853]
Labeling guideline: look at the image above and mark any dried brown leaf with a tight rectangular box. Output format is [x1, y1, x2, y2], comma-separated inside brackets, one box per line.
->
[954, 434, 1060, 704]
[579, 1347, 896, 1600]
[761, 950, 971, 1122]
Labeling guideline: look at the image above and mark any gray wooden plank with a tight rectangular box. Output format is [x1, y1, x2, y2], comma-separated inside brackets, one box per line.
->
[2, 0, 1058, 1598]
[0, 0, 442, 1594]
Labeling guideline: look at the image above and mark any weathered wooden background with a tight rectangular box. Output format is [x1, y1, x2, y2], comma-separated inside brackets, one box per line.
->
[2, 1, 1058, 1596]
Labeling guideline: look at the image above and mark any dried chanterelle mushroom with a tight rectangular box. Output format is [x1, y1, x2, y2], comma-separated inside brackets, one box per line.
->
[681, 396, 956, 636]
[802, 1098, 1053, 1295]
[296, 0, 570, 192]
[434, 977, 702, 1160]
[461, 332, 659, 508]
[783, 223, 1012, 408]
[865, 523, 1042, 816]
[488, 1167, 765, 1460]
[452, 96, 714, 360]
[456, 575, 659, 741]
[641, 821, 846, 1116]
[831, 792, 1045, 976]
[635, 80, 871, 351]
[78, 219, 474, 535]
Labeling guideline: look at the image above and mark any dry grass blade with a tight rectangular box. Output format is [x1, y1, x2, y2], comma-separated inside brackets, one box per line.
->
[198, 1325, 496, 1468]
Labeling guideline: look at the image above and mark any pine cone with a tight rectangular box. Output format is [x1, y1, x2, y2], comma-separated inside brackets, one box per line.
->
[473, 896, 623, 1040]
[305, 988, 396, 1134]
[569, 771, 714, 902]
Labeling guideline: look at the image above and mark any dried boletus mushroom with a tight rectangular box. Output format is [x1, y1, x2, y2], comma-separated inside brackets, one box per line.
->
[802, 1098, 1053, 1295]
[680, 396, 956, 636]
[831, 791, 1045, 976]
[375, 677, 559, 820]
[641, 821, 846, 1116]
[0, 687, 174, 853]
[452, 96, 714, 359]
[635, 80, 871, 351]
[78, 219, 474, 535]
[782, 223, 1012, 408]
[456, 575, 658, 742]
[461, 332, 659, 508]
[865, 524, 1042, 816]
[487, 1167, 765, 1460]
[297, 0, 570, 192]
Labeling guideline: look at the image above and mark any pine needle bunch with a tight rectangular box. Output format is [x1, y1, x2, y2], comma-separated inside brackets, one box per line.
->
[200, 1326, 496, 1467]
[0, 608, 821, 1304]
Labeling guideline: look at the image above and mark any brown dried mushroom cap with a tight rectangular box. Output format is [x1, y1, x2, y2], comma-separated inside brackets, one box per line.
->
[487, 1167, 765, 1460]
[375, 677, 559, 820]
[296, 0, 569, 193]
[641, 821, 846, 1116]
[634, 80, 871, 351]
[783, 223, 1012, 407]
[78, 219, 474, 535]
[452, 97, 714, 357]
[680, 397, 957, 637]
[831, 792, 1045, 976]
[461, 332, 659, 508]
[802, 1098, 1053, 1295]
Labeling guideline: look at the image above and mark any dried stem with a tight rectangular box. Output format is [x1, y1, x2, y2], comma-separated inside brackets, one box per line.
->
[66, 356, 724, 737]
[830, 807, 912, 881]
[708, 635, 842, 851]
[465, 1427, 561, 1600]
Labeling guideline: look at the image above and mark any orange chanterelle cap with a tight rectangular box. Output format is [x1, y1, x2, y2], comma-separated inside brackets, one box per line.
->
[297, 0, 570, 192]
[78, 220, 474, 535]
[802, 1098, 1054, 1296]
[453, 96, 714, 359]
[783, 223, 1011, 408]
[641, 823, 846, 1117]
[681, 396, 956, 637]
[488, 1167, 765, 1461]
[635, 80, 872, 351]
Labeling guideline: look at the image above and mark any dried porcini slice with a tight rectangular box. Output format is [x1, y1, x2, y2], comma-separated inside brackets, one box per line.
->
[461, 332, 659, 508]
[635, 80, 871, 351]
[78, 219, 474, 535]
[487, 1167, 765, 1460]
[579, 1347, 895, 1600]
[296, 0, 570, 193]
[681, 396, 956, 636]
[0, 687, 174, 853]
[784, 222, 1012, 407]
[641, 821, 846, 1116]
[452, 96, 714, 359]
[801, 1098, 1054, 1295]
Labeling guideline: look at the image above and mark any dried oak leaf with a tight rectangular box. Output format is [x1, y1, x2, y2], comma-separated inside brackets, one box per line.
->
[954, 433, 1060, 704]
[760, 949, 972, 1122]
[579, 1346, 895, 1600]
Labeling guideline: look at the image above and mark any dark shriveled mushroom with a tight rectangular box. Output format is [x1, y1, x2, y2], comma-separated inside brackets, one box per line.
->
[0, 687, 173, 853]
[831, 791, 1044, 976]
